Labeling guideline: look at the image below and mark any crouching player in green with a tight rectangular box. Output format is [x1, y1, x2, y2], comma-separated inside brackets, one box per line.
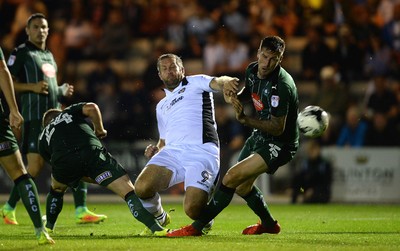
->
[0, 46, 54, 245]
[38, 102, 167, 235]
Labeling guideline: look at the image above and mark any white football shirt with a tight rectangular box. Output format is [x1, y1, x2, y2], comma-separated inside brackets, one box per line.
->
[156, 74, 219, 146]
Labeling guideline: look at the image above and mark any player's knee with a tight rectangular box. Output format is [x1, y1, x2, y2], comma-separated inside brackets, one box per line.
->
[184, 203, 203, 220]
[222, 170, 243, 188]
[133, 181, 153, 199]
[27, 165, 43, 178]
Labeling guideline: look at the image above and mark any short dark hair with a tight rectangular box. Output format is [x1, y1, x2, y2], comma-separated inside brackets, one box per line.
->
[259, 36, 285, 54]
[27, 13, 47, 27]
[42, 108, 62, 128]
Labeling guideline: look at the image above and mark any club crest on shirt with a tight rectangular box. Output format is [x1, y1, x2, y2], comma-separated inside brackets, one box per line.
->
[7, 55, 16, 66]
[251, 93, 264, 111]
[178, 87, 186, 94]
[271, 95, 279, 107]
[42, 63, 56, 78]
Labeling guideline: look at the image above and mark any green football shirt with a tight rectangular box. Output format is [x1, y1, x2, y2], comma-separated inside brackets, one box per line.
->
[0, 47, 5, 113]
[7, 41, 61, 121]
[38, 103, 103, 165]
[0, 47, 4, 60]
[244, 62, 299, 146]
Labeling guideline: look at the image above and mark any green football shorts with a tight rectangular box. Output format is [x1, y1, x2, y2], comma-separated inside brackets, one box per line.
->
[0, 113, 19, 157]
[52, 146, 127, 188]
[237, 134, 298, 174]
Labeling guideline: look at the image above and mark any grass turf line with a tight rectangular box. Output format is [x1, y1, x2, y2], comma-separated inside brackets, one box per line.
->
[0, 203, 399, 250]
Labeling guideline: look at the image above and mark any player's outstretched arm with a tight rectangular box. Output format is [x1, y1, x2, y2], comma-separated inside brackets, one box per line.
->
[210, 76, 239, 95]
[82, 102, 107, 139]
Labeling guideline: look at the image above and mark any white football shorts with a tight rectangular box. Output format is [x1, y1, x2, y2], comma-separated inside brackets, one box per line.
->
[146, 142, 220, 193]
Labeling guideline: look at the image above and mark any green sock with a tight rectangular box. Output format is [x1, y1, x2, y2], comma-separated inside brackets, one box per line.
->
[192, 184, 235, 231]
[125, 191, 163, 232]
[14, 175, 43, 229]
[46, 188, 64, 230]
[7, 183, 21, 209]
[73, 180, 87, 209]
[241, 186, 276, 227]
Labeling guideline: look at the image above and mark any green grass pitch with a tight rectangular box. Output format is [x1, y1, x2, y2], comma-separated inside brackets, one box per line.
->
[0, 202, 399, 250]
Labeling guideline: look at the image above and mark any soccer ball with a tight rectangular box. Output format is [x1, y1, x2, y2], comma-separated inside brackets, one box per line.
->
[297, 106, 329, 138]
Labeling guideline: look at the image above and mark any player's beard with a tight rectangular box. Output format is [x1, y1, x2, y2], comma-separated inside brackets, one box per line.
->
[164, 74, 182, 90]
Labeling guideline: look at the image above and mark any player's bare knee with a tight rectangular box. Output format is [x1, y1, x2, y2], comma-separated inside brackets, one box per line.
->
[133, 181, 154, 199]
[184, 203, 202, 220]
[222, 170, 243, 188]
[27, 165, 44, 178]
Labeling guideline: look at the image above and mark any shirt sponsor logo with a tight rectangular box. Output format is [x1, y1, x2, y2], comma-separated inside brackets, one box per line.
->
[271, 95, 279, 107]
[7, 55, 16, 66]
[42, 63, 56, 78]
[95, 171, 112, 184]
[0, 141, 11, 151]
[166, 95, 183, 111]
[251, 93, 264, 111]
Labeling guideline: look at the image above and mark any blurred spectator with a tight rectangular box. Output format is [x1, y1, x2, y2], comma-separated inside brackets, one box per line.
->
[64, 0, 94, 61]
[138, 0, 169, 38]
[96, 7, 131, 59]
[247, 0, 278, 37]
[301, 25, 334, 83]
[382, 2, 400, 79]
[215, 102, 246, 151]
[2, 0, 47, 52]
[203, 27, 249, 79]
[215, 100, 246, 177]
[87, 0, 109, 39]
[118, 78, 154, 140]
[364, 112, 400, 146]
[85, 55, 120, 102]
[291, 140, 333, 204]
[185, 3, 217, 57]
[364, 34, 392, 77]
[348, 4, 380, 59]
[376, 0, 396, 27]
[321, 0, 353, 36]
[311, 66, 348, 135]
[163, 5, 190, 57]
[203, 32, 219, 75]
[364, 74, 399, 123]
[95, 81, 119, 142]
[336, 105, 368, 147]
[220, 0, 250, 39]
[47, 22, 67, 83]
[273, 0, 301, 37]
[332, 24, 364, 84]
[141, 40, 166, 106]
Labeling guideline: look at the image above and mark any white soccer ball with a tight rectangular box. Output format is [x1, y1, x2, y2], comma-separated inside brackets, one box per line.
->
[297, 106, 329, 138]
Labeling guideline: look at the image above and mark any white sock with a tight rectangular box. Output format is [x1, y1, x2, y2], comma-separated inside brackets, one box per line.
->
[139, 193, 165, 223]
